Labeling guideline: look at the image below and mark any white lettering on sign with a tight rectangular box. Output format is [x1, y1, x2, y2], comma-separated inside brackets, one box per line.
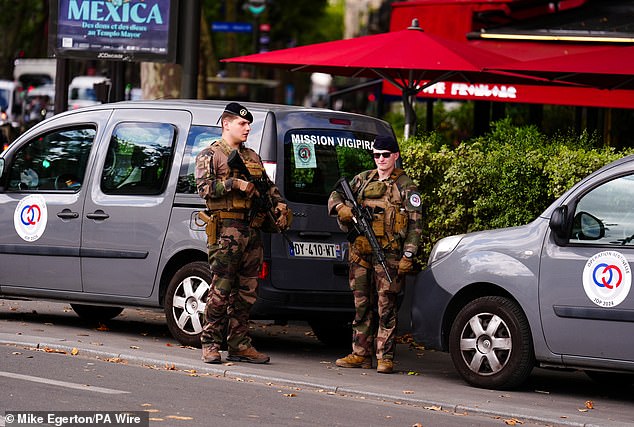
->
[68, 0, 164, 25]
[450, 83, 517, 99]
[290, 134, 372, 150]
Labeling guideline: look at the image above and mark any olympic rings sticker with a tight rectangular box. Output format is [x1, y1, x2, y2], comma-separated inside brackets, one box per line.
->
[13, 194, 48, 242]
[582, 251, 631, 307]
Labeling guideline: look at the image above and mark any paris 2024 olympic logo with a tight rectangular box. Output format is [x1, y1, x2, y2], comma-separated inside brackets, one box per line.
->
[13, 194, 48, 242]
[582, 251, 632, 307]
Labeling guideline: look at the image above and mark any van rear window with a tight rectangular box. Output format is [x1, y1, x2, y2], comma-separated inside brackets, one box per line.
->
[284, 130, 375, 204]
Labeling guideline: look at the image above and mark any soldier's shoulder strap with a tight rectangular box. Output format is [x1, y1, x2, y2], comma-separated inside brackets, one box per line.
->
[212, 139, 233, 157]
[356, 169, 378, 202]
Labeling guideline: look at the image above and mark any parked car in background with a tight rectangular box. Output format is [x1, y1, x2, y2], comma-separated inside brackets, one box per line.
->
[22, 84, 55, 128]
[68, 76, 110, 110]
[0, 80, 21, 123]
[411, 155, 634, 389]
[0, 99, 394, 346]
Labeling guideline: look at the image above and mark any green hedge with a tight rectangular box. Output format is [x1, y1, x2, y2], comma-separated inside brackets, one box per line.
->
[399, 118, 634, 266]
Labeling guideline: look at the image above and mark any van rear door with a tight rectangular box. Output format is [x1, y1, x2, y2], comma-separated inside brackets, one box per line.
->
[272, 124, 386, 293]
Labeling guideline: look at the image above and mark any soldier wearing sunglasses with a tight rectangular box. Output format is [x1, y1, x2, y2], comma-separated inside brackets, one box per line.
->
[327, 135, 423, 374]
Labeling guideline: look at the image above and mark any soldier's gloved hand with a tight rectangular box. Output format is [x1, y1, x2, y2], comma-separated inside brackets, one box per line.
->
[231, 178, 257, 198]
[336, 203, 353, 223]
[274, 202, 290, 230]
[397, 256, 414, 276]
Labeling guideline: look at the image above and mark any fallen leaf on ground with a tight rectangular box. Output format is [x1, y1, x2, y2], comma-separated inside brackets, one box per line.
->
[164, 363, 176, 370]
[503, 418, 524, 425]
[42, 347, 66, 354]
[166, 415, 193, 420]
[403, 390, 415, 394]
[585, 400, 594, 409]
[283, 393, 296, 397]
[71, 348, 79, 355]
[424, 405, 441, 411]
[96, 324, 109, 331]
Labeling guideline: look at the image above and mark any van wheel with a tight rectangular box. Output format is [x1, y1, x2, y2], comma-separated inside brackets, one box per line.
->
[71, 304, 124, 322]
[164, 261, 211, 348]
[309, 318, 351, 347]
[449, 296, 535, 390]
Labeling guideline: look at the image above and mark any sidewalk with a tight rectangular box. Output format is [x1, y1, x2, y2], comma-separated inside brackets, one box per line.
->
[1, 301, 633, 427]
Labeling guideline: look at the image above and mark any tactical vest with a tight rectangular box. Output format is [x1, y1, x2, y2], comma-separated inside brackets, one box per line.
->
[204, 139, 265, 214]
[358, 169, 409, 251]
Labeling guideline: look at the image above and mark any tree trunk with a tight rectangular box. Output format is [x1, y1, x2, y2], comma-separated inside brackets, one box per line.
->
[140, 62, 182, 100]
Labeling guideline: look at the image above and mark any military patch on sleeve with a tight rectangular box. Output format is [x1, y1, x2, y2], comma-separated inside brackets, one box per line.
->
[409, 192, 421, 208]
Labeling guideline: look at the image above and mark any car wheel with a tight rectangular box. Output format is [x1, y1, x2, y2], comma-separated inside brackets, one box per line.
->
[309, 318, 352, 347]
[164, 261, 211, 348]
[449, 296, 535, 390]
[70, 304, 124, 322]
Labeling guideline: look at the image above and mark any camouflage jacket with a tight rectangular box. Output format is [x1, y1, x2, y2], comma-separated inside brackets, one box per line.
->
[195, 139, 284, 211]
[328, 168, 423, 256]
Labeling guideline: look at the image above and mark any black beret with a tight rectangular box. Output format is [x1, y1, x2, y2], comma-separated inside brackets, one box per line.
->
[373, 135, 399, 153]
[223, 102, 253, 123]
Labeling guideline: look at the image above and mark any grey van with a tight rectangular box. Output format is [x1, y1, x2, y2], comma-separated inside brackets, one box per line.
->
[411, 154, 634, 389]
[0, 100, 394, 347]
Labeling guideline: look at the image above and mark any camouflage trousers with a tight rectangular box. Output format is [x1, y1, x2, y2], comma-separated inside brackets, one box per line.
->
[201, 219, 263, 352]
[348, 251, 403, 361]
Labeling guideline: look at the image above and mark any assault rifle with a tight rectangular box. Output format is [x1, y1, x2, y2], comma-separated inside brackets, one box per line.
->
[227, 149, 293, 247]
[335, 177, 392, 283]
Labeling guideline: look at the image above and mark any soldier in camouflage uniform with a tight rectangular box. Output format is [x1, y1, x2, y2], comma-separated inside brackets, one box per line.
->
[196, 102, 290, 364]
[327, 135, 422, 374]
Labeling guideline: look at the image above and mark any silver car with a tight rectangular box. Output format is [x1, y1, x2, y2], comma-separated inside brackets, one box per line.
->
[411, 154, 634, 389]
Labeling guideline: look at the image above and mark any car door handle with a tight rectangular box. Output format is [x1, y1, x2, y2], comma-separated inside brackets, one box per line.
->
[57, 209, 79, 219]
[298, 231, 331, 240]
[86, 210, 110, 220]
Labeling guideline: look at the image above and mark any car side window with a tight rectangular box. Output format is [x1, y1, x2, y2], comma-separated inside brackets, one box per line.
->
[6, 126, 95, 192]
[177, 125, 222, 194]
[571, 174, 634, 246]
[101, 122, 176, 195]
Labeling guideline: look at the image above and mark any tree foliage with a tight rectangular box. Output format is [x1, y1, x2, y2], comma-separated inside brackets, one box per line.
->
[0, 0, 49, 79]
[399, 119, 634, 266]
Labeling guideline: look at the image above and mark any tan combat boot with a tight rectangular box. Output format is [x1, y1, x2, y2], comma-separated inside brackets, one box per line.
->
[376, 359, 394, 374]
[201, 346, 221, 364]
[227, 346, 270, 364]
[335, 353, 372, 369]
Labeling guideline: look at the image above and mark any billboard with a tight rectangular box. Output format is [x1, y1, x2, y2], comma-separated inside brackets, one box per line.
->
[49, 0, 178, 62]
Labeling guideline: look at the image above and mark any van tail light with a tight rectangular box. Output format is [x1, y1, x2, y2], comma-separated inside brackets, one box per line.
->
[259, 261, 270, 280]
[263, 161, 276, 182]
[329, 118, 351, 125]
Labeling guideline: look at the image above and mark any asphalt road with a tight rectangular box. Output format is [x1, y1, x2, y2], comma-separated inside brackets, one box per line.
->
[1, 300, 633, 427]
[0, 345, 536, 427]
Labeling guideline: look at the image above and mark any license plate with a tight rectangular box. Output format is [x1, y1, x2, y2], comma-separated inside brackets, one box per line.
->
[290, 241, 341, 259]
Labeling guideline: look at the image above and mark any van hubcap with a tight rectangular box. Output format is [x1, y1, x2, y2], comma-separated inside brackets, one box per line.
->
[171, 276, 209, 335]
